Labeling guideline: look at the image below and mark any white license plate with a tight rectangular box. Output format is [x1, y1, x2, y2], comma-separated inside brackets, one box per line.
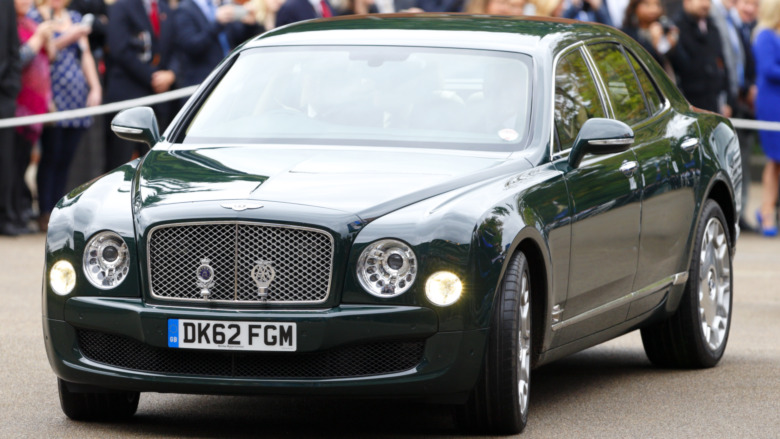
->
[167, 319, 296, 351]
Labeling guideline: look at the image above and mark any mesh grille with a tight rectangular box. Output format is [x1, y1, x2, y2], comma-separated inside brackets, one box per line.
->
[148, 223, 333, 304]
[77, 330, 426, 379]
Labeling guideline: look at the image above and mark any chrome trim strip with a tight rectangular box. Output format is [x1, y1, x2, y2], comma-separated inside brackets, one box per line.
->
[673, 272, 689, 286]
[551, 273, 686, 331]
[589, 138, 634, 146]
[111, 125, 143, 135]
[549, 41, 586, 160]
[581, 43, 614, 119]
[146, 220, 335, 305]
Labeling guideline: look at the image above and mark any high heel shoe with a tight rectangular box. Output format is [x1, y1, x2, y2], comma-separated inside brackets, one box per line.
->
[756, 210, 778, 237]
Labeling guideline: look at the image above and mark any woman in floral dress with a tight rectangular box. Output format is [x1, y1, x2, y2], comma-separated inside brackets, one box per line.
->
[30, 0, 101, 231]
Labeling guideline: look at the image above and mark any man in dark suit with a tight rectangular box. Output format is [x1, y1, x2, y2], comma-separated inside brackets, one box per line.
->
[0, 0, 23, 235]
[104, 0, 178, 171]
[276, 0, 334, 27]
[174, 0, 262, 87]
[671, 0, 733, 115]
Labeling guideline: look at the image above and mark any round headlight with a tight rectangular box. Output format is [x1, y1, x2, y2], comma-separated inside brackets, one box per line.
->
[50, 260, 76, 296]
[83, 231, 130, 289]
[425, 271, 462, 306]
[357, 239, 417, 298]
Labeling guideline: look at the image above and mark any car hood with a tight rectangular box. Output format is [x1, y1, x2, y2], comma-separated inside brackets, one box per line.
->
[137, 144, 520, 219]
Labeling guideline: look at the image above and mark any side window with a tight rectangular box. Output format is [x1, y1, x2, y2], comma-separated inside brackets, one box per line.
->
[628, 51, 664, 115]
[554, 49, 605, 153]
[588, 43, 650, 126]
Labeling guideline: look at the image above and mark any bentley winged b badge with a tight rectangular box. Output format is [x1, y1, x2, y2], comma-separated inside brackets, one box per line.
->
[251, 260, 276, 302]
[221, 202, 263, 211]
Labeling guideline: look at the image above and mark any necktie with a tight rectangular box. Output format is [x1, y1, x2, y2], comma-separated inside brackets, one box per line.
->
[320, 0, 332, 17]
[150, 0, 160, 37]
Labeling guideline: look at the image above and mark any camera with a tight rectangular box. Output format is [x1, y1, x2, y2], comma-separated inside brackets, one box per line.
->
[659, 16, 673, 35]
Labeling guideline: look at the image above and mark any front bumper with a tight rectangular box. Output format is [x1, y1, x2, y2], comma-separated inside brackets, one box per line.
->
[44, 297, 487, 400]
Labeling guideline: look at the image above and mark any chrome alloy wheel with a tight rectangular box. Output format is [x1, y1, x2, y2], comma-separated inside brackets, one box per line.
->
[698, 217, 731, 352]
[518, 270, 531, 416]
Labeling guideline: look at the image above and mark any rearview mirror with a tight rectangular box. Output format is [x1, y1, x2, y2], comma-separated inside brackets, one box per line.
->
[111, 107, 160, 148]
[568, 118, 634, 169]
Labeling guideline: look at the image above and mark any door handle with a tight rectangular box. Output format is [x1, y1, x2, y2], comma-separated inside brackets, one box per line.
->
[620, 160, 639, 177]
[681, 137, 699, 151]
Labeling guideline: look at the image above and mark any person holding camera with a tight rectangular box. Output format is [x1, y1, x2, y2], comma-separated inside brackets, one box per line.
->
[621, 0, 678, 75]
[174, 0, 262, 87]
[30, 0, 102, 232]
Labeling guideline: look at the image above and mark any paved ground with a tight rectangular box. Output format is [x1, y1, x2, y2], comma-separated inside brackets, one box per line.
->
[1, 186, 779, 438]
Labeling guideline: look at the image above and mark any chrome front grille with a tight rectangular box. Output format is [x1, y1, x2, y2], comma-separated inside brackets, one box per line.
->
[148, 222, 334, 304]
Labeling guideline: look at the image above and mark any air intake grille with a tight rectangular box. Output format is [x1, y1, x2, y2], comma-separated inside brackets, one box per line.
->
[148, 222, 334, 304]
[77, 330, 426, 379]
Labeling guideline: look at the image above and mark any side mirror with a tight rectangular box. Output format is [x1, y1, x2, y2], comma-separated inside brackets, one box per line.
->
[111, 107, 161, 148]
[568, 118, 634, 169]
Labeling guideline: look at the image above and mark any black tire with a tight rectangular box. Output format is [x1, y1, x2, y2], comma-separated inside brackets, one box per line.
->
[58, 378, 140, 421]
[641, 199, 733, 368]
[456, 251, 532, 434]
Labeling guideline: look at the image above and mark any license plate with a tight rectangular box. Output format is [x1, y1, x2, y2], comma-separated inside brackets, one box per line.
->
[167, 319, 296, 351]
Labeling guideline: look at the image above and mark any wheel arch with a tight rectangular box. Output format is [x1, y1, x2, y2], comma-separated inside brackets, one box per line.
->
[500, 229, 552, 368]
[704, 175, 737, 248]
[515, 238, 548, 368]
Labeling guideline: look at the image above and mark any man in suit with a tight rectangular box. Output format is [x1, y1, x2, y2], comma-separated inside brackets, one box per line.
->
[0, 0, 23, 235]
[104, 0, 178, 171]
[671, 0, 733, 115]
[174, 0, 262, 87]
[276, 0, 334, 27]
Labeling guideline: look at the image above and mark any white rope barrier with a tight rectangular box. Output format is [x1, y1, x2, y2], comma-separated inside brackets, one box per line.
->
[728, 118, 780, 131]
[1, 88, 780, 132]
[0, 85, 199, 129]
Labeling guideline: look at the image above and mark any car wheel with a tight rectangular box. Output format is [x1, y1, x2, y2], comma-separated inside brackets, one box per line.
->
[58, 378, 140, 421]
[641, 199, 733, 368]
[457, 251, 531, 434]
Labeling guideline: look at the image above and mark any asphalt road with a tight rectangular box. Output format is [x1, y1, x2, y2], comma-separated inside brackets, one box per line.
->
[1, 206, 779, 438]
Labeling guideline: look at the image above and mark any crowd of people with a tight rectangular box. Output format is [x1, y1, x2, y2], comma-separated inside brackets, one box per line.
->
[0, 0, 778, 236]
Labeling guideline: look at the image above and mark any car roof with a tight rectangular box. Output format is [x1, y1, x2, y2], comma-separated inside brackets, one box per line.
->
[245, 13, 622, 58]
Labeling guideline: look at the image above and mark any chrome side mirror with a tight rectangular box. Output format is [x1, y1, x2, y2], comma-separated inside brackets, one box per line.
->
[568, 118, 634, 169]
[111, 107, 160, 148]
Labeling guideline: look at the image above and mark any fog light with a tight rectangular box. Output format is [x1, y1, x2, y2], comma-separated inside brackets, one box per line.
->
[425, 271, 462, 306]
[50, 260, 76, 296]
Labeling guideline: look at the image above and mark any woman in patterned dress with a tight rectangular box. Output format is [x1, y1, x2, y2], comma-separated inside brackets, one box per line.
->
[30, 0, 101, 232]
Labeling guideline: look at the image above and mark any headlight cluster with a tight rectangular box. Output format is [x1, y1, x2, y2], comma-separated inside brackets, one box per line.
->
[83, 231, 130, 289]
[357, 239, 463, 306]
[357, 239, 417, 298]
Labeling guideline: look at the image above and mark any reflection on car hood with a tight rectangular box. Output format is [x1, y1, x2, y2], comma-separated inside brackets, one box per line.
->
[137, 144, 517, 218]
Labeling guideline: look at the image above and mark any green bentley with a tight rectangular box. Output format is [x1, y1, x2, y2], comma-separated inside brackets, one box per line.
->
[42, 14, 741, 434]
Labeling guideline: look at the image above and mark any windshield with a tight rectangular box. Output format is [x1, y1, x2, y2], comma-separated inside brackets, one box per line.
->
[183, 46, 534, 150]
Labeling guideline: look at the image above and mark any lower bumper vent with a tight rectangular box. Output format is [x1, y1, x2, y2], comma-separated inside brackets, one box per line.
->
[77, 330, 425, 379]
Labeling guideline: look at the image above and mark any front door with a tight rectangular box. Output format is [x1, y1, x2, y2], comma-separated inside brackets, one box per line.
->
[549, 46, 643, 347]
